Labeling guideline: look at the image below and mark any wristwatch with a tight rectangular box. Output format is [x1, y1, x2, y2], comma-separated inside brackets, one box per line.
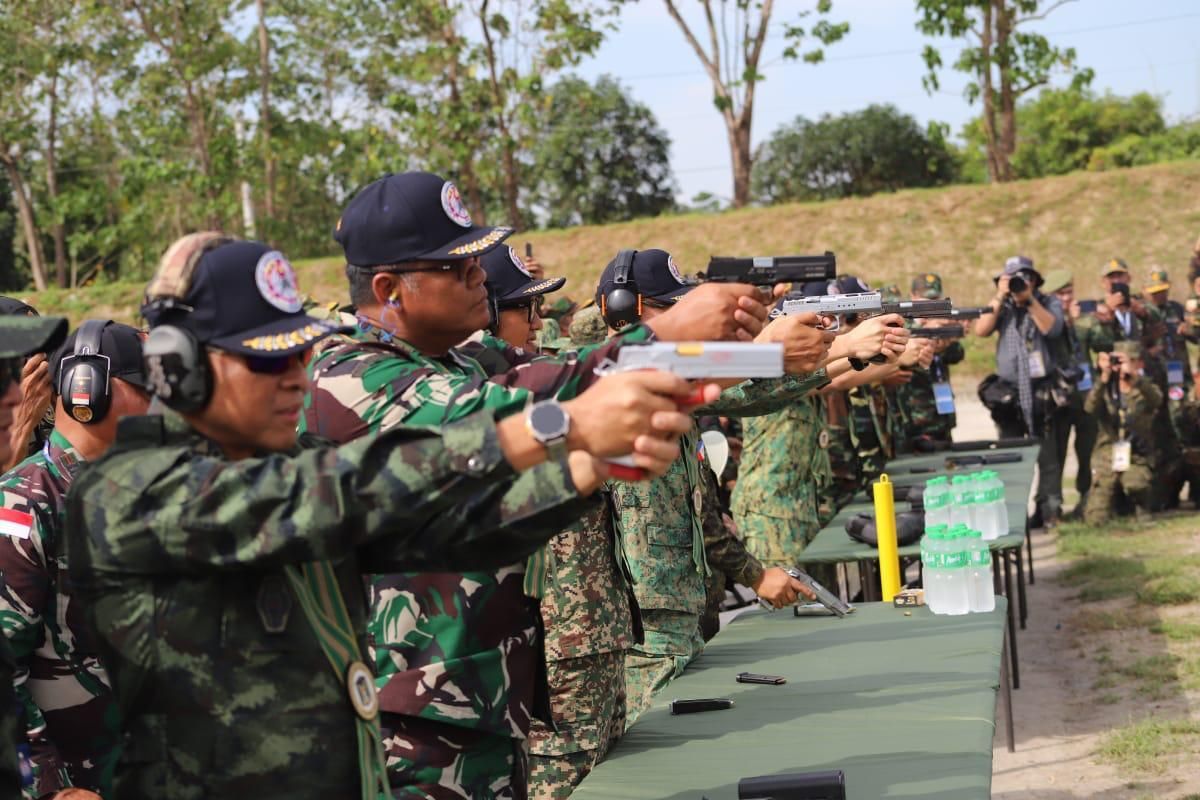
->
[526, 400, 571, 460]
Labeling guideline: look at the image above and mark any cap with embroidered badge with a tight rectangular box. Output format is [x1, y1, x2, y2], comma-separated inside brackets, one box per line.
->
[911, 273, 942, 299]
[1145, 267, 1170, 293]
[50, 321, 148, 389]
[1101, 258, 1130, 278]
[334, 172, 513, 268]
[142, 239, 346, 357]
[480, 246, 566, 308]
[593, 249, 695, 307]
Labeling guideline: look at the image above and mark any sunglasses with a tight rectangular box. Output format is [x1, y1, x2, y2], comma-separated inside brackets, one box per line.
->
[0, 357, 21, 395]
[243, 353, 305, 375]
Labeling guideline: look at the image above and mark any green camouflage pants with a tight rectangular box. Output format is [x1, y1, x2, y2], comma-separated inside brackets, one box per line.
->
[1084, 452, 1153, 526]
[382, 713, 527, 799]
[737, 510, 819, 567]
[623, 610, 704, 729]
[527, 651, 627, 800]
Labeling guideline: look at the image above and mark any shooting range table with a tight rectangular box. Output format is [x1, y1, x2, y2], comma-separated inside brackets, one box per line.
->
[799, 444, 1037, 711]
[572, 600, 1008, 800]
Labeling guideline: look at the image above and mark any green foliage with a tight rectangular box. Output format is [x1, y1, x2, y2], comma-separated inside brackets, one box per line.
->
[0, 171, 17, 291]
[751, 105, 959, 203]
[530, 75, 676, 228]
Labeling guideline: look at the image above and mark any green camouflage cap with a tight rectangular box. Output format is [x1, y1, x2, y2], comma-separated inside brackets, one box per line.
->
[1145, 267, 1170, 293]
[0, 315, 68, 359]
[568, 305, 607, 346]
[1112, 340, 1141, 358]
[1102, 257, 1130, 277]
[880, 284, 903, 304]
[1042, 269, 1073, 293]
[911, 273, 943, 299]
[544, 296, 578, 321]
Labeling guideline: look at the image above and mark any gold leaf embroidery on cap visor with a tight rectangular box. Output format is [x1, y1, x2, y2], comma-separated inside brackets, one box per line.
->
[241, 322, 336, 351]
[447, 228, 513, 256]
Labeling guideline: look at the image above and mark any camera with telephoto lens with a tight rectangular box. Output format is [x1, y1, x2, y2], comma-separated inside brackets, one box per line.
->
[1008, 274, 1028, 294]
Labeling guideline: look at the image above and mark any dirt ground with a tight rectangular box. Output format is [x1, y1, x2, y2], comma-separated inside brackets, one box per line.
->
[951, 390, 1200, 799]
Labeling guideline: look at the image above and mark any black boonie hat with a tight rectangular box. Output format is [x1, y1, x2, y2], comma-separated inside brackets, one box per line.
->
[481, 246, 566, 307]
[335, 172, 513, 268]
[593, 249, 693, 307]
[51, 321, 148, 389]
[143, 240, 344, 357]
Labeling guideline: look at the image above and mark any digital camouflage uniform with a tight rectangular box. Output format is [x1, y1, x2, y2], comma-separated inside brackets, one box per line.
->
[614, 372, 828, 728]
[302, 322, 652, 799]
[64, 405, 589, 799]
[851, 384, 893, 487]
[732, 395, 831, 566]
[696, 463, 764, 645]
[527, 304, 633, 800]
[1083, 373, 1161, 525]
[0, 430, 119, 798]
[897, 342, 964, 450]
[818, 389, 857, 527]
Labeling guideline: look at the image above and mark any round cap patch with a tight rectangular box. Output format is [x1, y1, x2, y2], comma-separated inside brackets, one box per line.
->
[1169, 386, 1185, 401]
[441, 182, 473, 228]
[667, 255, 686, 285]
[508, 246, 533, 278]
[255, 251, 303, 313]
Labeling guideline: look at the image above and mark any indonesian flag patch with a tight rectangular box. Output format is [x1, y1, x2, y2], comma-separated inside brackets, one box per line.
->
[0, 508, 33, 539]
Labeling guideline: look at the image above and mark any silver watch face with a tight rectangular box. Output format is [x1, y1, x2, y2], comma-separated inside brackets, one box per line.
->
[529, 402, 570, 441]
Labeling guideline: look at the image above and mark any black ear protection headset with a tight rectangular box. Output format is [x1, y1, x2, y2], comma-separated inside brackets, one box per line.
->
[58, 319, 113, 424]
[600, 249, 640, 330]
[141, 234, 234, 413]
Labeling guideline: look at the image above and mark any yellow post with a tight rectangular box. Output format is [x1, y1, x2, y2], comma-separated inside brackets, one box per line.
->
[873, 473, 902, 602]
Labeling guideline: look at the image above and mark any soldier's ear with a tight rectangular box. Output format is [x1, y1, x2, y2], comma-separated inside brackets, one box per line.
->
[371, 273, 400, 308]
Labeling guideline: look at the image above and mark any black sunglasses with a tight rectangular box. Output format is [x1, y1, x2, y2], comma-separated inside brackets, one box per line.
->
[0, 357, 21, 395]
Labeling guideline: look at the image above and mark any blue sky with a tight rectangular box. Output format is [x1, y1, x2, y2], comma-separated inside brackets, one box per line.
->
[573, 0, 1200, 202]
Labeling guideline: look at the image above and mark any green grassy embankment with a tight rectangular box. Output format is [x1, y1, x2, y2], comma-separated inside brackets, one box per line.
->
[16, 160, 1200, 379]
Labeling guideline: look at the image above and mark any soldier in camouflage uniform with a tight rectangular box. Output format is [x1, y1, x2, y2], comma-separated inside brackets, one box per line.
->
[64, 234, 693, 799]
[592, 250, 839, 727]
[304, 175, 775, 798]
[1143, 267, 1193, 505]
[897, 274, 965, 451]
[0, 313, 68, 798]
[0, 322, 149, 799]
[1084, 342, 1161, 524]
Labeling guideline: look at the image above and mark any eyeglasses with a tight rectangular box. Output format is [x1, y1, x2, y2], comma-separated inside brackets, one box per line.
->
[243, 353, 305, 375]
[0, 357, 21, 395]
[509, 297, 545, 323]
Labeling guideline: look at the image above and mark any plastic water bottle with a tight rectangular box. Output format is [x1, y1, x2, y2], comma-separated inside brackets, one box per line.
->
[948, 476, 974, 529]
[964, 529, 996, 612]
[923, 477, 951, 530]
[970, 473, 998, 540]
[942, 525, 971, 615]
[921, 524, 947, 613]
[982, 470, 1010, 539]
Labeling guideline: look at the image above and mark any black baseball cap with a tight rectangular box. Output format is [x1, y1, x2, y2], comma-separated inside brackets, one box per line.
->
[51, 321, 148, 389]
[0, 297, 37, 316]
[335, 172, 513, 268]
[799, 280, 831, 297]
[833, 275, 872, 295]
[481, 246, 566, 307]
[594, 249, 694, 307]
[143, 240, 345, 357]
[0, 316, 67, 359]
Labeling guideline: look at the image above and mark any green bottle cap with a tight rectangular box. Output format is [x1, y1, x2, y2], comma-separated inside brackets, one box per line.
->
[926, 476, 948, 487]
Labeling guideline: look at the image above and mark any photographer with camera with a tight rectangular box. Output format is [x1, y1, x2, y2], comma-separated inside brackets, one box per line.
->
[975, 255, 1067, 527]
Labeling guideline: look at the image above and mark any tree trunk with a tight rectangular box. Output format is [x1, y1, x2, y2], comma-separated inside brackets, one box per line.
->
[729, 116, 753, 208]
[45, 71, 68, 287]
[994, 0, 1017, 182]
[256, 0, 276, 232]
[1, 155, 48, 291]
[499, 139, 523, 229]
[979, 1, 1001, 183]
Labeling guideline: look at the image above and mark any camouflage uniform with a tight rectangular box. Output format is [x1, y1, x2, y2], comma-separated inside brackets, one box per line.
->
[732, 395, 830, 566]
[0, 635, 18, 796]
[851, 384, 893, 487]
[1174, 381, 1200, 497]
[697, 464, 764, 644]
[1149, 297, 1193, 505]
[897, 342, 964, 450]
[615, 372, 828, 727]
[818, 389, 857, 527]
[527, 307, 632, 800]
[303, 322, 652, 799]
[1083, 374, 1161, 525]
[538, 317, 562, 351]
[0, 430, 118, 797]
[63, 405, 589, 799]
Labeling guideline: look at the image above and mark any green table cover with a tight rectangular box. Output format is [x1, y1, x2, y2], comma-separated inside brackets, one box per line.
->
[572, 599, 1008, 800]
[799, 445, 1038, 567]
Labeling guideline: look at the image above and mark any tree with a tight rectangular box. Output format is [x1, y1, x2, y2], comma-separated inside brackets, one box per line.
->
[531, 75, 676, 227]
[662, 0, 848, 208]
[961, 87, 1166, 179]
[916, 0, 1091, 183]
[752, 105, 959, 203]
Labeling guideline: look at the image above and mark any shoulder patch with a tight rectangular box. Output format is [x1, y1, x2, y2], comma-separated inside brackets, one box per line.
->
[0, 508, 33, 539]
